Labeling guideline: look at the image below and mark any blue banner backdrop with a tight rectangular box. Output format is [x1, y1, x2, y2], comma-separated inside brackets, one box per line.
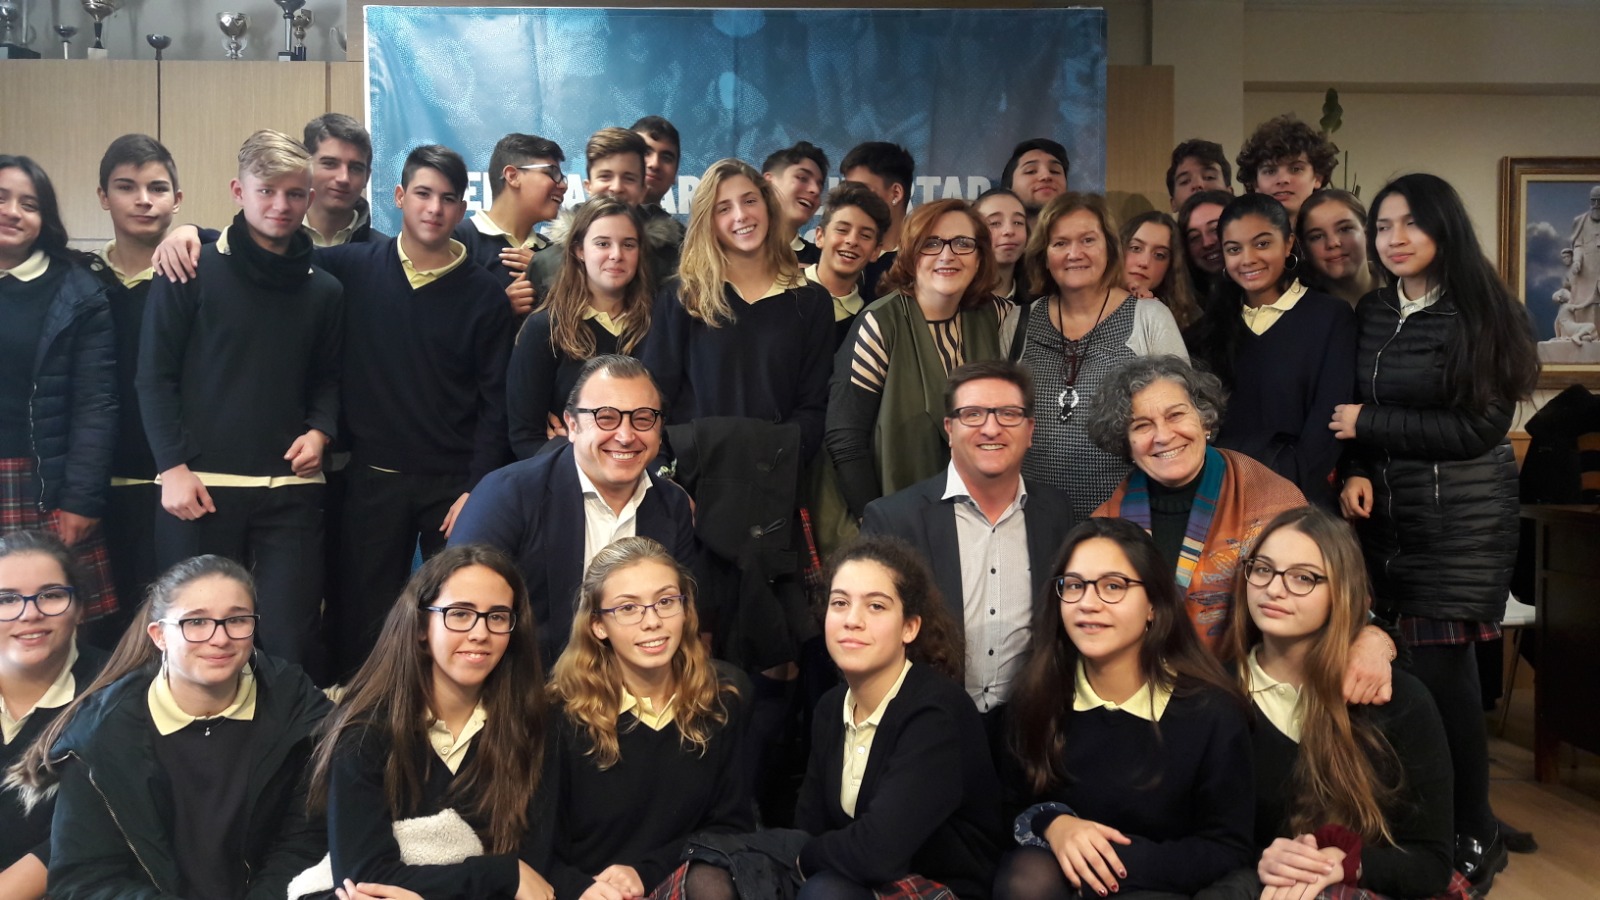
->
[364, 5, 1106, 237]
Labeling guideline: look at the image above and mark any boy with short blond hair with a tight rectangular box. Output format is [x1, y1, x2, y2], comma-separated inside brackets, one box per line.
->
[138, 129, 343, 677]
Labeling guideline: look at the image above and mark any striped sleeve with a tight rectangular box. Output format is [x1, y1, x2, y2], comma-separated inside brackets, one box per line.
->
[848, 310, 891, 393]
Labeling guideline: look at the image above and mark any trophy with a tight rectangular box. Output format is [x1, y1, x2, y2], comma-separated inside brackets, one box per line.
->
[82, 0, 120, 59]
[145, 32, 169, 61]
[53, 23, 75, 58]
[217, 12, 248, 60]
[0, 0, 38, 58]
[272, 0, 304, 61]
[290, 8, 311, 61]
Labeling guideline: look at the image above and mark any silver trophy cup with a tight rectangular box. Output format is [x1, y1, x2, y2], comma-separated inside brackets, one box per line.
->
[217, 11, 248, 60]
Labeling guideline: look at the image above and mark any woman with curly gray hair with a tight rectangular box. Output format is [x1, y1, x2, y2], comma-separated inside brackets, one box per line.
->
[1085, 355, 1306, 652]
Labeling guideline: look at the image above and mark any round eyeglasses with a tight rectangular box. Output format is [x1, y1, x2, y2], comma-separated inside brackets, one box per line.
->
[599, 594, 684, 626]
[1054, 575, 1144, 604]
[572, 406, 662, 432]
[0, 587, 75, 621]
[426, 606, 517, 634]
[159, 614, 261, 642]
[1243, 560, 1327, 596]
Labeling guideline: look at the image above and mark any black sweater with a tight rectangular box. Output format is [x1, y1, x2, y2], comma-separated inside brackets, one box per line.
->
[795, 664, 1004, 900]
[547, 673, 752, 897]
[327, 725, 555, 900]
[0, 644, 107, 871]
[1007, 682, 1255, 895]
[107, 278, 158, 479]
[506, 313, 620, 460]
[1250, 669, 1455, 897]
[136, 244, 343, 476]
[1214, 290, 1356, 508]
[641, 280, 834, 462]
[314, 239, 512, 486]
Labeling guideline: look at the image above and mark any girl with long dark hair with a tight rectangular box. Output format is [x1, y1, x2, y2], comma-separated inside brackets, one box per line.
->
[997, 518, 1253, 899]
[1333, 172, 1540, 893]
[0, 156, 118, 624]
[1188, 193, 1356, 508]
[307, 545, 553, 899]
[1119, 210, 1200, 329]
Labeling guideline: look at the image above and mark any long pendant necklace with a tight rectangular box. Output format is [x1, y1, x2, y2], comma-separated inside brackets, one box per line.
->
[1054, 290, 1113, 422]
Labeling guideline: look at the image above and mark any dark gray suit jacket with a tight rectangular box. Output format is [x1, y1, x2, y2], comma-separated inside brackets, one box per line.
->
[860, 471, 1076, 629]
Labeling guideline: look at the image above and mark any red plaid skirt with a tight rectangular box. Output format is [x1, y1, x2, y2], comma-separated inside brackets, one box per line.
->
[649, 862, 954, 900]
[1318, 869, 1474, 900]
[0, 458, 118, 619]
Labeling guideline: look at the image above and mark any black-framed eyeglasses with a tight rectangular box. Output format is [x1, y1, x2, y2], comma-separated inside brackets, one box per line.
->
[950, 405, 1029, 427]
[1055, 575, 1144, 604]
[159, 614, 260, 642]
[599, 594, 684, 626]
[516, 162, 567, 185]
[918, 236, 980, 256]
[0, 587, 75, 621]
[425, 606, 517, 634]
[1243, 560, 1327, 596]
[572, 406, 662, 432]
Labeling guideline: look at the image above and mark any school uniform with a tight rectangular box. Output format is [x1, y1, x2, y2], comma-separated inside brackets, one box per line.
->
[546, 665, 753, 897]
[0, 643, 107, 872]
[505, 308, 622, 460]
[327, 712, 554, 899]
[44, 654, 330, 899]
[453, 209, 552, 288]
[795, 662, 1003, 899]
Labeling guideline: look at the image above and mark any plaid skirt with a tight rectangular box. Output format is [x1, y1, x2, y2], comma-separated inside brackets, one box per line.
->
[0, 458, 118, 619]
[649, 862, 955, 900]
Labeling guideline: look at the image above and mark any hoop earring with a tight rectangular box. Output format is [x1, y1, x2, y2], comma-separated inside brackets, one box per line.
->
[1285, 252, 1300, 271]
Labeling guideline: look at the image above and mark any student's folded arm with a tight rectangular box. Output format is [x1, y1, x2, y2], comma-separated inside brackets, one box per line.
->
[797, 704, 964, 886]
[506, 314, 560, 460]
[1354, 396, 1512, 461]
[825, 311, 893, 518]
[47, 763, 182, 900]
[305, 286, 344, 444]
[639, 285, 688, 465]
[327, 733, 519, 899]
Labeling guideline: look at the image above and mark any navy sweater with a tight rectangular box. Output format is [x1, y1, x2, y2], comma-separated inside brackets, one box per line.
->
[136, 244, 343, 476]
[640, 279, 834, 462]
[1213, 290, 1356, 508]
[1008, 682, 1255, 895]
[547, 671, 752, 897]
[313, 239, 512, 486]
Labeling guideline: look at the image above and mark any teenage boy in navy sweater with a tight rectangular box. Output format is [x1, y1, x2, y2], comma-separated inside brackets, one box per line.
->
[805, 181, 890, 349]
[137, 130, 343, 677]
[763, 141, 828, 265]
[839, 142, 914, 302]
[302, 113, 386, 247]
[454, 132, 567, 316]
[314, 145, 514, 678]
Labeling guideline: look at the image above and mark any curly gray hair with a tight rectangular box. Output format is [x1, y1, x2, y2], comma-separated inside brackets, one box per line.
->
[1084, 355, 1227, 460]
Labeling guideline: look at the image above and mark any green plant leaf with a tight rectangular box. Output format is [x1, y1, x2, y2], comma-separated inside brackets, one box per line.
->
[1320, 87, 1343, 134]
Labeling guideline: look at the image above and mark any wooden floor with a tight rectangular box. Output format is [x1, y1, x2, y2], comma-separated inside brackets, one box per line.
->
[1482, 660, 1600, 899]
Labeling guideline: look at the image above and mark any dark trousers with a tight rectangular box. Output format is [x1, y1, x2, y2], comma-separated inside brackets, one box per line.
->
[1406, 642, 1496, 840]
[90, 482, 161, 648]
[331, 465, 462, 679]
[154, 484, 325, 679]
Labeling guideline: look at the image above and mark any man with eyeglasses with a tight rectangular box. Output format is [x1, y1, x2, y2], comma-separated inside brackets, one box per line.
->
[453, 132, 567, 312]
[450, 355, 696, 661]
[862, 360, 1074, 731]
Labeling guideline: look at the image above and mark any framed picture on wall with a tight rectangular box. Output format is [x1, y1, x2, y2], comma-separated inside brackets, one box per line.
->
[1499, 156, 1600, 388]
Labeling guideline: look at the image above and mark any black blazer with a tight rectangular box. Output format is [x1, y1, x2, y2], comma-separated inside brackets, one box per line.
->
[795, 663, 1003, 899]
[448, 442, 698, 661]
[860, 471, 1076, 626]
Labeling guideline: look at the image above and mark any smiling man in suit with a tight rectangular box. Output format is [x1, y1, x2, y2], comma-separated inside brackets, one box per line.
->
[448, 354, 696, 660]
[861, 360, 1074, 728]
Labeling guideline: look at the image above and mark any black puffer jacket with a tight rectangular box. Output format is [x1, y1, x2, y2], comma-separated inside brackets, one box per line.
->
[1341, 288, 1518, 623]
[30, 259, 117, 518]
